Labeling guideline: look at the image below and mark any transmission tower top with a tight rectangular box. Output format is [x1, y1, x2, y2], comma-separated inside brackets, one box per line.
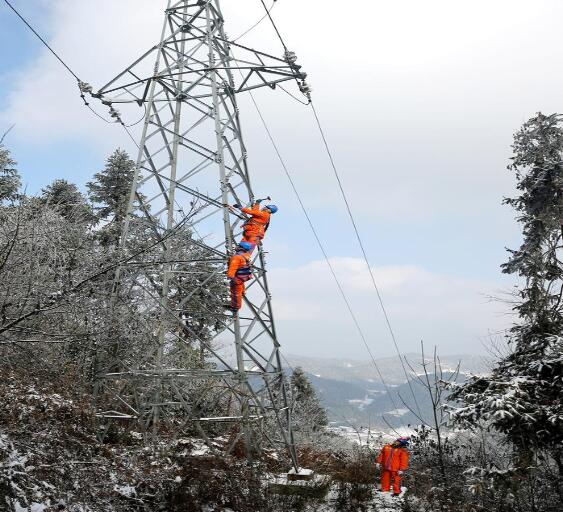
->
[93, 0, 310, 111]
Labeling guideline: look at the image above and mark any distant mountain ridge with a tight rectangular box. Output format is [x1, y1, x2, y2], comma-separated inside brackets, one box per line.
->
[284, 353, 492, 428]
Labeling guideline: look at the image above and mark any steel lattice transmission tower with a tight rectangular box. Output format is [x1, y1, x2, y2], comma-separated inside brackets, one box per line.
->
[91, 0, 309, 467]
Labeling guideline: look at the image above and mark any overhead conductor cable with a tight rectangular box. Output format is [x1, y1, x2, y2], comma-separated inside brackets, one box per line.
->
[257, 0, 425, 421]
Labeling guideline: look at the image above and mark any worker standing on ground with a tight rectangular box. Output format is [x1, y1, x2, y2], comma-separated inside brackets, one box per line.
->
[231, 198, 278, 252]
[376, 437, 410, 496]
[226, 242, 254, 312]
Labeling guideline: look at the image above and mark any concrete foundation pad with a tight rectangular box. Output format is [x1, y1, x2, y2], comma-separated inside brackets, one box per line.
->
[287, 467, 314, 481]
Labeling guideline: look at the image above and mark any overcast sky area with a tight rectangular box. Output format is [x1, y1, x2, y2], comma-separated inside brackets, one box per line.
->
[1, 0, 561, 359]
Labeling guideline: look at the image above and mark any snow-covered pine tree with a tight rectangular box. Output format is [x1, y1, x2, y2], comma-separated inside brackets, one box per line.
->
[290, 367, 328, 437]
[41, 179, 94, 223]
[0, 144, 20, 203]
[450, 113, 563, 491]
[87, 148, 137, 246]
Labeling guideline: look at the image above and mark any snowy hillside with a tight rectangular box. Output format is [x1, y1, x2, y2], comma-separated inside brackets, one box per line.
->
[285, 353, 491, 428]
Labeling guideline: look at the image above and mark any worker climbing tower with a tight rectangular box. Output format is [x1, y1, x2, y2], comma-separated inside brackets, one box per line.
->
[90, 0, 309, 467]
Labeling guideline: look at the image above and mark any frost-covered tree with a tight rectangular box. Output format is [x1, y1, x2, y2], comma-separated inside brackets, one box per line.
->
[0, 144, 20, 203]
[451, 113, 563, 494]
[87, 149, 137, 246]
[0, 199, 105, 372]
[41, 179, 93, 223]
[290, 367, 328, 438]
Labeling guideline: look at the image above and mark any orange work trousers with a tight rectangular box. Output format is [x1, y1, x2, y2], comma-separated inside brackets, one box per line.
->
[230, 276, 248, 310]
[380, 470, 401, 494]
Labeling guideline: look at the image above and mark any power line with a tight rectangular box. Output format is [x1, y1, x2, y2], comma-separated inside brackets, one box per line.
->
[233, 0, 276, 42]
[3, 0, 79, 81]
[0, 124, 15, 144]
[83, 103, 113, 124]
[122, 125, 140, 150]
[309, 101, 424, 421]
[278, 84, 310, 105]
[257, 0, 425, 422]
[3, 0, 146, 130]
[230, 46, 408, 426]
[257, 0, 308, 98]
[258, 0, 287, 51]
[245, 88, 405, 420]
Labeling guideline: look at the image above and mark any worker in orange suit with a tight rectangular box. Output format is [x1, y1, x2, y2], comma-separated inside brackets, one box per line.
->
[232, 199, 278, 252]
[226, 242, 254, 311]
[376, 437, 410, 496]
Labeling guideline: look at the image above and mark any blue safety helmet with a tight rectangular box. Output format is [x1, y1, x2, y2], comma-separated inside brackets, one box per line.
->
[396, 437, 409, 447]
[237, 242, 253, 252]
[266, 204, 278, 214]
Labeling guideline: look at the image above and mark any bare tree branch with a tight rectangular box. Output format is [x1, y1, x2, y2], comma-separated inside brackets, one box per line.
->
[0, 124, 15, 144]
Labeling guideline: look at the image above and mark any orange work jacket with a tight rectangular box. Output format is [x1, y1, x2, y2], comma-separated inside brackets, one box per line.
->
[376, 444, 409, 472]
[241, 204, 271, 238]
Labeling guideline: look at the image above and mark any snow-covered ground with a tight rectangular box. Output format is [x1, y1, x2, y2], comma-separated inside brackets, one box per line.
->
[266, 472, 406, 512]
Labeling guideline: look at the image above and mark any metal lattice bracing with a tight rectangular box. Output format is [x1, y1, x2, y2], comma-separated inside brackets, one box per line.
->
[92, 0, 308, 467]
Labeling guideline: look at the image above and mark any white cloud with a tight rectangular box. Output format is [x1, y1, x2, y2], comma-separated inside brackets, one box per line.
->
[0, 0, 163, 147]
[0, 0, 547, 225]
[268, 257, 513, 358]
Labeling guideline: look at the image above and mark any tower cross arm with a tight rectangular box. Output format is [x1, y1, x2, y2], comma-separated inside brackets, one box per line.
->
[94, 20, 306, 103]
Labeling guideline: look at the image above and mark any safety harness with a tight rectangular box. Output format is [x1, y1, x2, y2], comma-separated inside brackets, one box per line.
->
[235, 253, 253, 279]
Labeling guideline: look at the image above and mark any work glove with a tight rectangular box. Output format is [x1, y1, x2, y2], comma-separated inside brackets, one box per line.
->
[233, 203, 242, 209]
[375, 463, 381, 470]
[397, 471, 404, 475]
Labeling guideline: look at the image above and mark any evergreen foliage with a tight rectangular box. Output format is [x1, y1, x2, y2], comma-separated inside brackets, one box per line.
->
[450, 112, 563, 492]
[0, 144, 20, 203]
[290, 367, 328, 435]
[87, 148, 137, 245]
[41, 179, 93, 223]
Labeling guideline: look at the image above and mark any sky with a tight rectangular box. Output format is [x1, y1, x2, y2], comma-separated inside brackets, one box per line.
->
[1, 0, 561, 359]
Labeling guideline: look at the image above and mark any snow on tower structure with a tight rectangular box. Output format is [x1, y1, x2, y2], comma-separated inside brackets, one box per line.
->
[91, 0, 308, 467]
